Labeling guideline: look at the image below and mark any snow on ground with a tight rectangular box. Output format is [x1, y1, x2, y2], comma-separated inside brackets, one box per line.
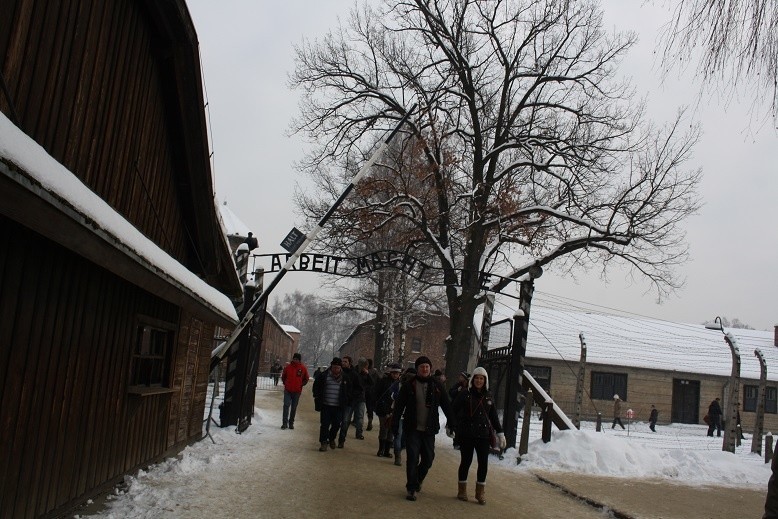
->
[504, 420, 772, 487]
[83, 383, 772, 517]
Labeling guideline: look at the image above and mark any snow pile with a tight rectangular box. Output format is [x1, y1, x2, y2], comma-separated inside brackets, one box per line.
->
[509, 427, 771, 486]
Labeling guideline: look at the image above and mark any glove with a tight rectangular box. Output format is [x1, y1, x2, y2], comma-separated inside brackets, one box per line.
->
[445, 426, 454, 438]
[498, 432, 506, 450]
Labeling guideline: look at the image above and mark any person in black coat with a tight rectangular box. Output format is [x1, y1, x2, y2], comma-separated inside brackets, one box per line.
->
[649, 405, 658, 432]
[312, 358, 347, 452]
[707, 397, 723, 437]
[451, 366, 504, 505]
[337, 356, 364, 447]
[373, 363, 402, 458]
[448, 371, 469, 449]
[392, 356, 454, 501]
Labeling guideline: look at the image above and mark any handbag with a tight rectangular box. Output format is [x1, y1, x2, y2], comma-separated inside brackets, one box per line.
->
[488, 421, 498, 449]
[472, 395, 499, 449]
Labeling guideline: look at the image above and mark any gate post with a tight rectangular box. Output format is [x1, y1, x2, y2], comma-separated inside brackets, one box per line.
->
[519, 389, 534, 456]
[502, 267, 541, 449]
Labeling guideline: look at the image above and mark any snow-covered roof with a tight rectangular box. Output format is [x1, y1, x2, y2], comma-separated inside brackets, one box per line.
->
[281, 324, 301, 334]
[477, 303, 776, 381]
[0, 112, 238, 323]
[218, 200, 251, 238]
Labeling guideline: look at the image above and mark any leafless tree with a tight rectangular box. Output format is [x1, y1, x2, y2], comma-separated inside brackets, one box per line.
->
[658, 0, 778, 118]
[270, 291, 363, 367]
[290, 0, 702, 380]
[297, 142, 448, 367]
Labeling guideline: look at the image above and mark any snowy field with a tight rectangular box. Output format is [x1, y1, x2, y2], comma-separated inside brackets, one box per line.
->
[83, 384, 772, 517]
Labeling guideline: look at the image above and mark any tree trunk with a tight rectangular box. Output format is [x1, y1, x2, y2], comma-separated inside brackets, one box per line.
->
[445, 291, 479, 383]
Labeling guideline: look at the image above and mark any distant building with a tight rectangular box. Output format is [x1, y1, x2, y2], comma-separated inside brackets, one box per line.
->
[483, 305, 778, 431]
[339, 313, 450, 371]
[339, 304, 778, 431]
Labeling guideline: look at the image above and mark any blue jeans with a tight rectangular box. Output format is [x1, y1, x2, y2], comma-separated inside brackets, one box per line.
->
[282, 390, 301, 426]
[393, 418, 404, 451]
[319, 405, 343, 444]
[405, 429, 436, 492]
[340, 401, 365, 440]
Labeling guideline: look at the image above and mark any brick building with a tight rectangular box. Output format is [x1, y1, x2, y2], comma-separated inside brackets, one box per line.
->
[341, 303, 778, 433]
[484, 304, 778, 432]
[339, 314, 450, 371]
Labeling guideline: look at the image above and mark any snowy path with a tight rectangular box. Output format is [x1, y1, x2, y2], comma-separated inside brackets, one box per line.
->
[81, 384, 769, 518]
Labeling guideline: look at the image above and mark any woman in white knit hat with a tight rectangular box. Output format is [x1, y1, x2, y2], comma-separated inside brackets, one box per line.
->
[450, 366, 505, 505]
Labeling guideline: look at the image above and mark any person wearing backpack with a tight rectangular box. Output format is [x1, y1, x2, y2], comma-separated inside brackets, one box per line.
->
[374, 363, 402, 459]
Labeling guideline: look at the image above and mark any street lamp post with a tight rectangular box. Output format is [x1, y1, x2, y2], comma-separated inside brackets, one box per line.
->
[706, 316, 741, 453]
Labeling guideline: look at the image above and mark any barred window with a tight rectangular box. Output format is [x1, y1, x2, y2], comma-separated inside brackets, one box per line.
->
[591, 372, 627, 401]
[743, 385, 759, 412]
[130, 318, 175, 388]
[767, 387, 778, 414]
[411, 337, 422, 353]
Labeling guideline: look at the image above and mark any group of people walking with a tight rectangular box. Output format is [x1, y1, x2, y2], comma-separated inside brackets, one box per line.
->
[298, 353, 504, 504]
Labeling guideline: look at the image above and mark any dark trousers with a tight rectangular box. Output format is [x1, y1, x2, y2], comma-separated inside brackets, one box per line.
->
[457, 436, 491, 483]
[282, 390, 301, 426]
[612, 417, 625, 429]
[707, 416, 722, 436]
[405, 429, 436, 492]
[319, 405, 343, 443]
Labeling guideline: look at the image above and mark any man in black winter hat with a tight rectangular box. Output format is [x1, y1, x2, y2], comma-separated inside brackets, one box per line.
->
[392, 355, 454, 501]
[312, 357, 346, 451]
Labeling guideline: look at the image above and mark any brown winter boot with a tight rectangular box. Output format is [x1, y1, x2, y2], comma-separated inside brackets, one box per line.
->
[457, 481, 468, 501]
[319, 442, 328, 452]
[393, 449, 402, 466]
[475, 482, 486, 505]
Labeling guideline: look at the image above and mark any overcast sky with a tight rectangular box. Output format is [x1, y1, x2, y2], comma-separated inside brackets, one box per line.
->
[187, 0, 777, 331]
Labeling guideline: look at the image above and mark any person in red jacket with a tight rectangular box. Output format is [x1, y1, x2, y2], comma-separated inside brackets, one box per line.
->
[281, 353, 309, 430]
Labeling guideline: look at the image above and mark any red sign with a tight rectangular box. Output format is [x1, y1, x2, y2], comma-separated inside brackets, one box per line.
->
[626, 409, 634, 419]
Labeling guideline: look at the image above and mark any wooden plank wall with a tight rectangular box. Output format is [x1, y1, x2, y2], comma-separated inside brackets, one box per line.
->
[0, 215, 208, 518]
[0, 0, 191, 262]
